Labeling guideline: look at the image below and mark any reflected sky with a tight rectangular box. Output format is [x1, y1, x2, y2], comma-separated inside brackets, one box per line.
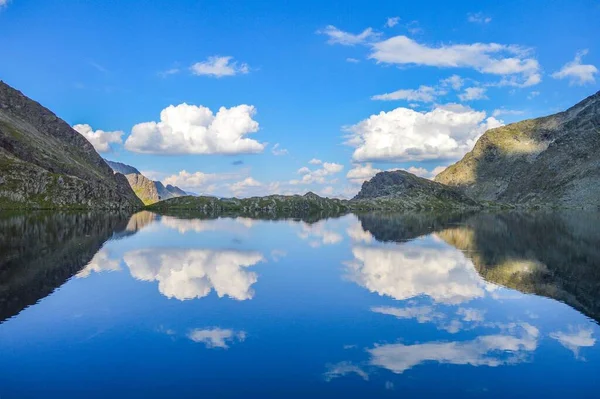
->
[1, 211, 599, 398]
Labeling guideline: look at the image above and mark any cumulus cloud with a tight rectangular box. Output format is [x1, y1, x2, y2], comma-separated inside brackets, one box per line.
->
[290, 161, 344, 185]
[550, 327, 596, 358]
[441, 74, 465, 90]
[228, 177, 262, 196]
[344, 244, 494, 304]
[369, 36, 541, 87]
[190, 56, 249, 77]
[458, 87, 488, 101]
[309, 158, 323, 165]
[345, 104, 502, 163]
[73, 124, 123, 153]
[188, 328, 246, 349]
[124, 103, 265, 155]
[385, 17, 400, 28]
[467, 12, 492, 24]
[318, 25, 380, 46]
[123, 248, 264, 301]
[346, 163, 382, 184]
[271, 143, 288, 156]
[371, 85, 441, 102]
[551, 50, 598, 86]
[369, 323, 539, 374]
[162, 170, 238, 194]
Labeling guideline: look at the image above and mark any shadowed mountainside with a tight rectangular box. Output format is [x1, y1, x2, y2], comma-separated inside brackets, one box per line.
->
[0, 82, 142, 209]
[436, 90, 600, 208]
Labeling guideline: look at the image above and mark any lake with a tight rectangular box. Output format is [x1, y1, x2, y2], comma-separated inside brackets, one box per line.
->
[1, 211, 599, 398]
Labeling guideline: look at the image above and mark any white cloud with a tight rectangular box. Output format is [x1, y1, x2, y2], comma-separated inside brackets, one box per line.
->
[160, 215, 253, 234]
[467, 12, 492, 24]
[457, 307, 486, 322]
[344, 243, 494, 304]
[345, 104, 503, 162]
[402, 166, 447, 179]
[551, 49, 598, 85]
[371, 85, 441, 102]
[346, 57, 360, 63]
[124, 103, 265, 155]
[492, 108, 525, 117]
[290, 162, 344, 185]
[458, 87, 488, 101]
[158, 68, 180, 78]
[346, 163, 382, 184]
[440, 74, 465, 90]
[309, 158, 323, 165]
[318, 25, 380, 46]
[369, 323, 539, 374]
[188, 328, 246, 349]
[190, 55, 249, 77]
[385, 17, 400, 28]
[370, 36, 541, 87]
[228, 177, 262, 196]
[73, 124, 123, 153]
[550, 327, 596, 358]
[123, 248, 264, 301]
[163, 170, 236, 194]
[271, 143, 288, 156]
[346, 220, 373, 243]
[527, 91, 540, 99]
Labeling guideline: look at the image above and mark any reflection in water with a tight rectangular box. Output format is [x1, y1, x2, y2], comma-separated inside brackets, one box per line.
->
[368, 323, 539, 374]
[0, 211, 149, 323]
[123, 249, 265, 300]
[345, 245, 493, 304]
[550, 327, 596, 358]
[298, 219, 343, 247]
[187, 327, 247, 349]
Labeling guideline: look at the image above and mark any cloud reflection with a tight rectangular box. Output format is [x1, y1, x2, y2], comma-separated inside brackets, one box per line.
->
[550, 327, 596, 358]
[123, 249, 264, 301]
[345, 245, 492, 304]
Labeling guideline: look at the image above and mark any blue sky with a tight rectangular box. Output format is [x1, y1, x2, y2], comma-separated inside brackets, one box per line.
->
[1, 0, 599, 198]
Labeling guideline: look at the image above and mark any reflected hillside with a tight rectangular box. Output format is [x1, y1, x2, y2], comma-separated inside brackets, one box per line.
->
[154, 209, 347, 224]
[0, 211, 150, 322]
[356, 212, 474, 243]
[436, 212, 600, 323]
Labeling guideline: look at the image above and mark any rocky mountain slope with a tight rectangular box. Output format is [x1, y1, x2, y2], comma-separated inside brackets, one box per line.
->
[105, 160, 187, 205]
[353, 170, 480, 210]
[436, 90, 600, 208]
[0, 81, 142, 209]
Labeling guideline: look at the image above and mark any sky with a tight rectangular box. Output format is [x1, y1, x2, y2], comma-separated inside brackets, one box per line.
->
[1, 0, 599, 198]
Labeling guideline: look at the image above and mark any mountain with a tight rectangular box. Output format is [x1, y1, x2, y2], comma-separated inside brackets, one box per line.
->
[105, 160, 140, 175]
[436, 90, 600, 208]
[105, 160, 187, 205]
[352, 170, 480, 210]
[0, 81, 142, 209]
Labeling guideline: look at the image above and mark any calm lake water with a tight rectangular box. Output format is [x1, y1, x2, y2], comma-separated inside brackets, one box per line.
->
[1, 211, 599, 398]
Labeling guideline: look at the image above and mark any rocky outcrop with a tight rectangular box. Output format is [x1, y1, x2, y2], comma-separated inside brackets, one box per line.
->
[0, 81, 142, 209]
[105, 160, 187, 205]
[353, 170, 480, 210]
[436, 90, 600, 208]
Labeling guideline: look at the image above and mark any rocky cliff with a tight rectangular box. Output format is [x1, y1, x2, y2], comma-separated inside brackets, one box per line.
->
[0, 81, 142, 209]
[353, 170, 480, 210]
[436, 90, 600, 208]
[105, 160, 187, 205]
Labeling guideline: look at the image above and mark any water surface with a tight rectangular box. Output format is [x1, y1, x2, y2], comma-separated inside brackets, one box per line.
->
[1, 211, 599, 398]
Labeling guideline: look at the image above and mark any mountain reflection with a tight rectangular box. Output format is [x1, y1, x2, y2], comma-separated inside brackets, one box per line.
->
[0, 211, 151, 323]
[356, 211, 600, 323]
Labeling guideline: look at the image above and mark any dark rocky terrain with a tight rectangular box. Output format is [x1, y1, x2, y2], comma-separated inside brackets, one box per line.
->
[0, 81, 142, 209]
[436, 90, 600, 208]
[353, 170, 480, 210]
